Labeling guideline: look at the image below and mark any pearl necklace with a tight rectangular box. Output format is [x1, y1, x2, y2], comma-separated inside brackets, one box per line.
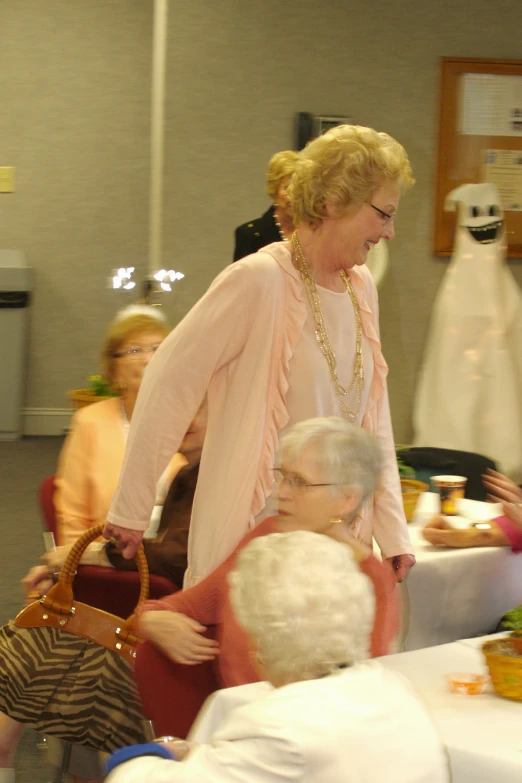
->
[292, 231, 364, 421]
[273, 207, 290, 241]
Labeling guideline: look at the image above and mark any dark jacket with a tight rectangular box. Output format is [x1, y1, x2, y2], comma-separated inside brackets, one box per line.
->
[233, 205, 282, 262]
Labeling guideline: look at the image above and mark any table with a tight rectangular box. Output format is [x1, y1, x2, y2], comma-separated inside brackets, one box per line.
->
[401, 495, 522, 651]
[379, 636, 522, 783]
[190, 636, 522, 783]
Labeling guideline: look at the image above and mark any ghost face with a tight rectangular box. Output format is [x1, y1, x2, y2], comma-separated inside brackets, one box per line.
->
[464, 202, 503, 244]
[445, 183, 504, 245]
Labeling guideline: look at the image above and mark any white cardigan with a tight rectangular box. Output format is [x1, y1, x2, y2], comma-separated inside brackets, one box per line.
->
[105, 663, 448, 783]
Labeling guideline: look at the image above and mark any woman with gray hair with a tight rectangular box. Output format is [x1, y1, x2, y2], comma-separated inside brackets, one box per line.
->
[105, 124, 415, 588]
[137, 417, 398, 690]
[105, 532, 448, 782]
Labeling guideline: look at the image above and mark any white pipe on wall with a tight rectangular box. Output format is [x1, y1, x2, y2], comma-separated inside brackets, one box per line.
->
[148, 0, 168, 275]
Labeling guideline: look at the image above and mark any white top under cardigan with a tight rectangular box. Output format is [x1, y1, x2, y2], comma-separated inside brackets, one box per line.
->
[259, 281, 374, 521]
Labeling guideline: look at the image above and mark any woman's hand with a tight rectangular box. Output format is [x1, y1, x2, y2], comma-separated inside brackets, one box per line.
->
[422, 515, 509, 547]
[159, 739, 191, 761]
[483, 468, 522, 504]
[22, 545, 73, 601]
[140, 610, 220, 666]
[21, 564, 53, 599]
[383, 554, 415, 582]
[103, 521, 143, 559]
[41, 545, 71, 573]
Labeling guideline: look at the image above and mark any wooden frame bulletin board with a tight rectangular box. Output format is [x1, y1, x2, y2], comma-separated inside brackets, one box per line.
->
[434, 57, 522, 257]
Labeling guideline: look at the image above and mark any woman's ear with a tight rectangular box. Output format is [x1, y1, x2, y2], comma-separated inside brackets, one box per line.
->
[323, 200, 336, 219]
[340, 485, 363, 518]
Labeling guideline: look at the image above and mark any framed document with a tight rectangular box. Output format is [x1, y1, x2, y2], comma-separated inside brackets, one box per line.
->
[435, 57, 522, 257]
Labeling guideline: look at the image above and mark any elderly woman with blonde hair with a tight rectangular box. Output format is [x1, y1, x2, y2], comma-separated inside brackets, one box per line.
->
[105, 532, 448, 783]
[233, 149, 300, 261]
[105, 124, 416, 587]
[0, 307, 189, 783]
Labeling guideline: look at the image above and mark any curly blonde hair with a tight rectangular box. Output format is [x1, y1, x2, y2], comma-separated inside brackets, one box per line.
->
[265, 150, 301, 200]
[289, 125, 415, 227]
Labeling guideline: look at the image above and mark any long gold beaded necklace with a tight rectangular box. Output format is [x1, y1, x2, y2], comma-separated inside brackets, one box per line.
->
[292, 231, 364, 421]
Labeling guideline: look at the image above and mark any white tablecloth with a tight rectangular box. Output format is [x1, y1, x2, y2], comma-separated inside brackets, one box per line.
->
[190, 636, 522, 783]
[402, 495, 522, 651]
[379, 636, 522, 783]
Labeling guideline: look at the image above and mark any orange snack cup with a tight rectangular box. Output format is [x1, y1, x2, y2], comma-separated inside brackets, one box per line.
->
[447, 672, 490, 695]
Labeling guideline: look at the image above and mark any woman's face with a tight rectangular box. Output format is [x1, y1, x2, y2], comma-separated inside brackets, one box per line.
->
[112, 329, 165, 397]
[274, 174, 293, 215]
[324, 180, 400, 269]
[276, 445, 357, 532]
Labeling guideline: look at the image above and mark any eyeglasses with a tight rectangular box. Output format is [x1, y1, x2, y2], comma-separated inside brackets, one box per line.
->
[272, 468, 344, 492]
[112, 344, 161, 360]
[369, 203, 397, 226]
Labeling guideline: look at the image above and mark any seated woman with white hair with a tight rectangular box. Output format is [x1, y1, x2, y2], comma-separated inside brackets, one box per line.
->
[106, 531, 448, 782]
[135, 417, 399, 700]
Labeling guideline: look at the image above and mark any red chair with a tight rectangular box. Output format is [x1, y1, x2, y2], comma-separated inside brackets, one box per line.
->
[134, 640, 218, 739]
[38, 476, 178, 616]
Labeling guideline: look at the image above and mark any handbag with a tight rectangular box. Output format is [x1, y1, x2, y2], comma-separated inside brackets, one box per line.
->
[0, 523, 152, 753]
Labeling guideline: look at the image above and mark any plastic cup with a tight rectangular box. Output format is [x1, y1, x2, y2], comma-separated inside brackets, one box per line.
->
[447, 672, 490, 695]
[431, 475, 467, 516]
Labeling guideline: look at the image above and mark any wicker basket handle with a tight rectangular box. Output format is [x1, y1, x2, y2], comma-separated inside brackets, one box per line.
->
[41, 523, 149, 619]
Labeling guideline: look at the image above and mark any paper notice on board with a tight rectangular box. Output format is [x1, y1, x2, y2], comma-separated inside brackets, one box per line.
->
[481, 150, 522, 211]
[459, 74, 522, 136]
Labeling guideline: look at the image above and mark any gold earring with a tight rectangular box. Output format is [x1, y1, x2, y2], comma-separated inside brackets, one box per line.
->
[330, 518, 344, 525]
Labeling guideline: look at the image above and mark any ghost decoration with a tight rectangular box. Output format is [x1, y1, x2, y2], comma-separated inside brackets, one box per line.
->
[413, 183, 522, 481]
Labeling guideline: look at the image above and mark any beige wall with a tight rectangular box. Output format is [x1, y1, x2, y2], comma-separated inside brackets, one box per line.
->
[1, 0, 521, 439]
[0, 0, 152, 423]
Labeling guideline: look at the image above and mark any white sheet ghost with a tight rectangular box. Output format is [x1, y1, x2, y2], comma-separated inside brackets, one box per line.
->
[413, 183, 522, 480]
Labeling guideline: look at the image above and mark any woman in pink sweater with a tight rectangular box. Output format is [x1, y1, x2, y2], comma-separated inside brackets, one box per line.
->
[106, 124, 416, 587]
[139, 418, 399, 690]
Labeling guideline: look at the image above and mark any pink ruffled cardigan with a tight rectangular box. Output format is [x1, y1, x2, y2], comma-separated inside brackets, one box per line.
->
[108, 243, 412, 585]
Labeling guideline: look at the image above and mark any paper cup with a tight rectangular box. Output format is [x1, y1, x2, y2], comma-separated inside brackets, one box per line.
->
[448, 672, 490, 695]
[431, 475, 467, 515]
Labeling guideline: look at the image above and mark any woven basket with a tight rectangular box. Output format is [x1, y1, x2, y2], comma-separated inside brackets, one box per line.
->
[401, 479, 428, 523]
[482, 637, 522, 701]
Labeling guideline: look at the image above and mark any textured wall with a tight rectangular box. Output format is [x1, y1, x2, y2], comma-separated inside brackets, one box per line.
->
[1, 0, 521, 440]
[0, 1, 152, 409]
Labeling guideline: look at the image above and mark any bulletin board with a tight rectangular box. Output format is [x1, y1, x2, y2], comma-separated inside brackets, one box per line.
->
[434, 57, 522, 257]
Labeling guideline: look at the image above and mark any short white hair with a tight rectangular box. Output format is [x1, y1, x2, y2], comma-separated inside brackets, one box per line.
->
[229, 531, 375, 684]
[280, 417, 383, 506]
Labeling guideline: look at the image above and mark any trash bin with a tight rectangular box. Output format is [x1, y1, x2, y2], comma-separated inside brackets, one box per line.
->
[0, 250, 32, 440]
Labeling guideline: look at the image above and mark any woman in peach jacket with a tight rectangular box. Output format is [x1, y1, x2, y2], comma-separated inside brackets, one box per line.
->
[56, 306, 179, 546]
[106, 125, 416, 586]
